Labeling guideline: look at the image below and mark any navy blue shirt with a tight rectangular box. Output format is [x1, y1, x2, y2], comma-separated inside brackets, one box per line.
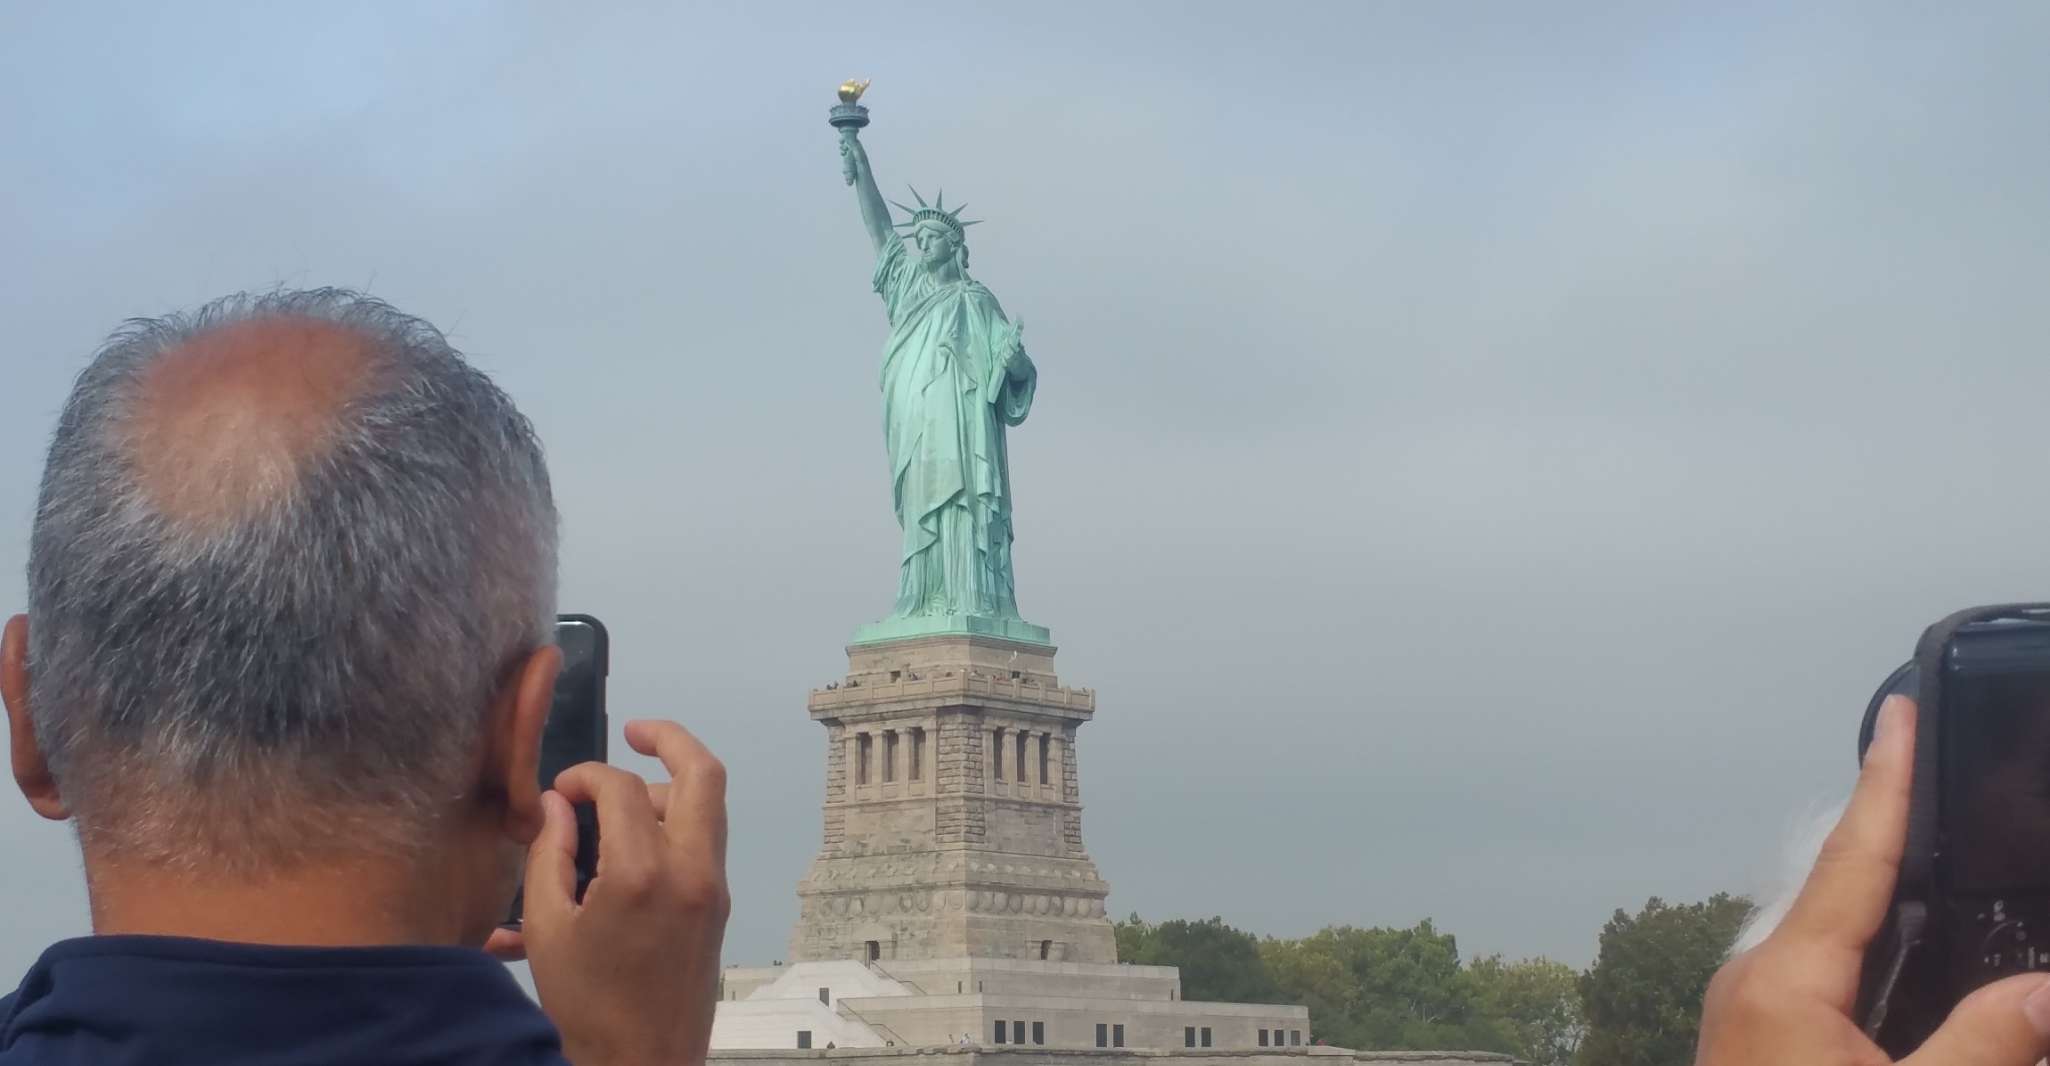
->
[0, 936, 569, 1065]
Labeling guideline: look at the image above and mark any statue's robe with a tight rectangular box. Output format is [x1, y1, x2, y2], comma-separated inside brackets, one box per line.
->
[872, 236, 1035, 620]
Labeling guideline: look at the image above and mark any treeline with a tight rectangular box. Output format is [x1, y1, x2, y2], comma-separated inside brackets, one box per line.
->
[1116, 893, 1752, 1066]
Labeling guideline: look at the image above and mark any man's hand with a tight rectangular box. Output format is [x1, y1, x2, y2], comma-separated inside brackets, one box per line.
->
[515, 720, 731, 1066]
[1696, 697, 2050, 1065]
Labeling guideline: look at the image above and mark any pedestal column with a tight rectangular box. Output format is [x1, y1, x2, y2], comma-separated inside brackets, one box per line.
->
[790, 633, 1115, 963]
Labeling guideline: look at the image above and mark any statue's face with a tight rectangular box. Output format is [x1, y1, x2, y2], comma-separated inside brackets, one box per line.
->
[913, 223, 958, 268]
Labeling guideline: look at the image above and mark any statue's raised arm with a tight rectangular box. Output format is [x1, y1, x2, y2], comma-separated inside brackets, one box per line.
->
[830, 81, 894, 254]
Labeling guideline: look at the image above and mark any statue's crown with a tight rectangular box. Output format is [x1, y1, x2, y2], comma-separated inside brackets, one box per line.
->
[889, 186, 981, 240]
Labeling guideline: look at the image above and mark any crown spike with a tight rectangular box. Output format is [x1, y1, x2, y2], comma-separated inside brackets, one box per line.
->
[949, 202, 968, 216]
[960, 219, 983, 227]
[934, 189, 945, 211]
[888, 199, 917, 216]
[906, 185, 927, 207]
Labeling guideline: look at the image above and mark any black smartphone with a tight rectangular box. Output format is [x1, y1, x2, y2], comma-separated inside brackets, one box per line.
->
[505, 613, 609, 927]
[1856, 604, 2050, 1055]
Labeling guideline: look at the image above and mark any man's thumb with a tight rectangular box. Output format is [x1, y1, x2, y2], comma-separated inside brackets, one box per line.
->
[522, 790, 580, 926]
[1905, 975, 2050, 1066]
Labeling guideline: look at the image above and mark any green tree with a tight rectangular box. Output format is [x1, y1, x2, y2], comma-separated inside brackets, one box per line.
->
[1578, 894, 1753, 1066]
[1466, 954, 1585, 1066]
[1115, 913, 1153, 963]
[1261, 935, 1355, 1043]
[1116, 915, 1284, 1004]
[1265, 921, 1505, 1052]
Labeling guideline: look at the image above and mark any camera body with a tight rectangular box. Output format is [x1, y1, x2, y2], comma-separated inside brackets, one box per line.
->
[1857, 604, 2050, 1055]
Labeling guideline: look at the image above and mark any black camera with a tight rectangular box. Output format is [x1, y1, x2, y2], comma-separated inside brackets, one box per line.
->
[1856, 604, 2050, 1055]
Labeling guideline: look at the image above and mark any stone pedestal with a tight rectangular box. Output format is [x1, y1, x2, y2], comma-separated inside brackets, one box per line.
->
[790, 633, 1115, 964]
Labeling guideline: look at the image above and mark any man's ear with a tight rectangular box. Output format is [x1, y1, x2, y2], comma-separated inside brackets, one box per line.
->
[2, 615, 68, 821]
[486, 643, 560, 846]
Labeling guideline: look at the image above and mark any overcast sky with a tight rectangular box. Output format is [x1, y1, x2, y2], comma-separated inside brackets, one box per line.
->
[3, 1, 2048, 982]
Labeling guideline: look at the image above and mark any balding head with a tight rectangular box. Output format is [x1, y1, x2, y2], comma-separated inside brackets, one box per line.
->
[22, 289, 557, 870]
[125, 316, 379, 527]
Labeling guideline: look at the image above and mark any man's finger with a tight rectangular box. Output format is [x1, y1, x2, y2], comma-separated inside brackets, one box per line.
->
[520, 790, 579, 926]
[624, 719, 709, 777]
[483, 927, 527, 962]
[1902, 973, 2050, 1066]
[553, 762, 667, 898]
[1775, 696, 1916, 959]
[554, 763, 665, 862]
[625, 720, 729, 862]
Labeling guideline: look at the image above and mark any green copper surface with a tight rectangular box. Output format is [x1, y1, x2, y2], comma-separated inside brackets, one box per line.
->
[834, 88, 1049, 647]
[849, 613, 1052, 647]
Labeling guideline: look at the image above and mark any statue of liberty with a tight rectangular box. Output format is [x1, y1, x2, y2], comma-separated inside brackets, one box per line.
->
[831, 83, 1047, 644]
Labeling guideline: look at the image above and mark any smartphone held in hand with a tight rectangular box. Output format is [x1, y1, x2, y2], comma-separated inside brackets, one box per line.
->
[506, 614, 609, 927]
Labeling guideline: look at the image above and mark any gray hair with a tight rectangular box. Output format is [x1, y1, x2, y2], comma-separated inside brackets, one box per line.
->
[26, 288, 557, 870]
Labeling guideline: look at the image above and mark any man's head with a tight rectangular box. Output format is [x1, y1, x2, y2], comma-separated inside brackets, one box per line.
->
[2, 290, 559, 926]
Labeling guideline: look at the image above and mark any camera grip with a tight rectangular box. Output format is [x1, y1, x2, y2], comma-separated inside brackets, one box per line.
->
[1857, 900, 1928, 1054]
